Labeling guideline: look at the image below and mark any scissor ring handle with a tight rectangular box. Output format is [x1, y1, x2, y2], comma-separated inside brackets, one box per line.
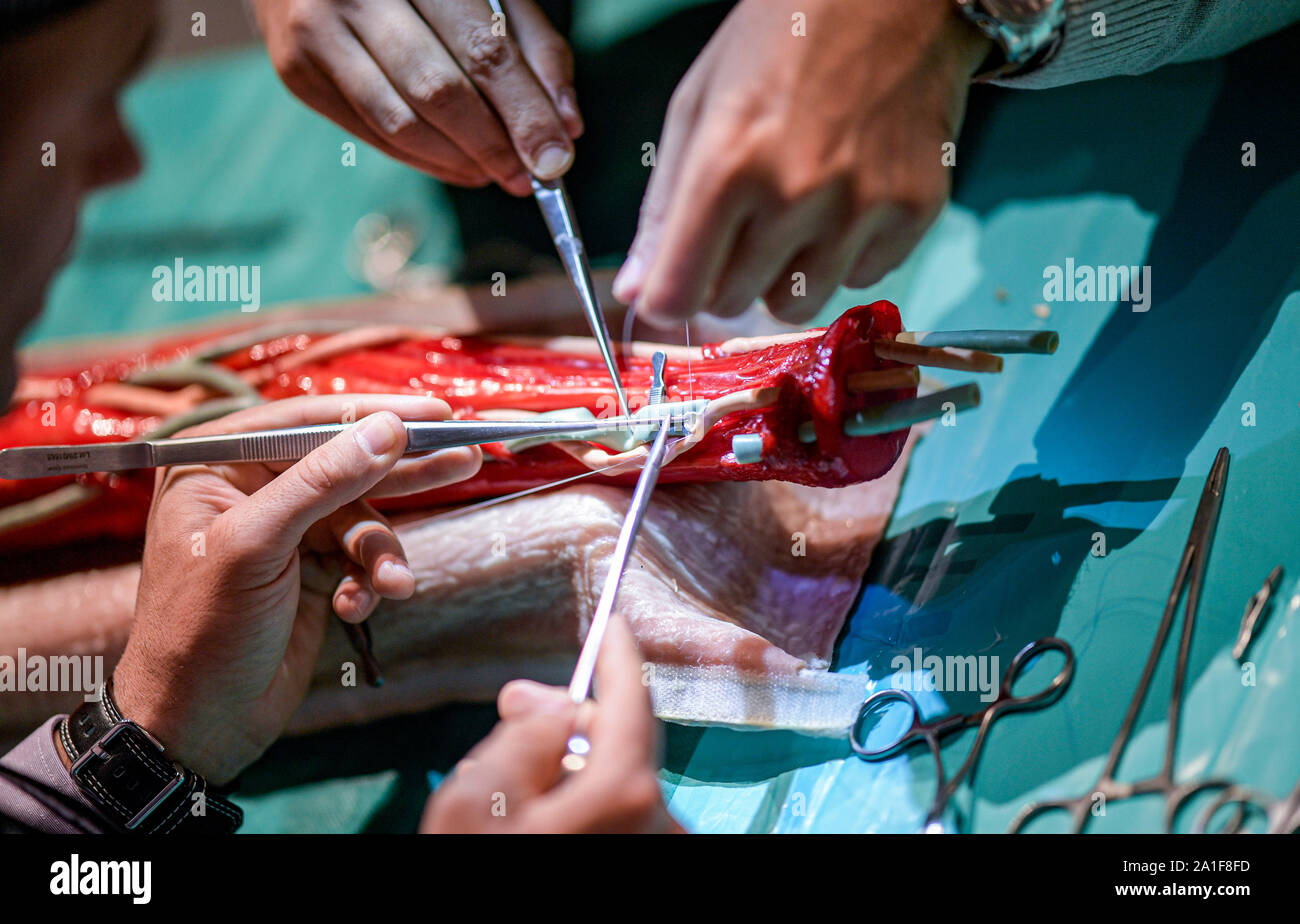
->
[1192, 784, 1271, 834]
[999, 637, 1075, 710]
[849, 687, 923, 760]
[1165, 779, 1237, 834]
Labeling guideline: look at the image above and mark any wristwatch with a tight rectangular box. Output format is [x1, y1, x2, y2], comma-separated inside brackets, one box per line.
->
[953, 0, 1067, 81]
[59, 683, 242, 833]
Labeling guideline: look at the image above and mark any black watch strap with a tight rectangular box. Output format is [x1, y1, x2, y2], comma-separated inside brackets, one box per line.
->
[61, 685, 242, 834]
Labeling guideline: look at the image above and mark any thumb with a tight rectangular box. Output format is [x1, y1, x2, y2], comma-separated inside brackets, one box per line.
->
[225, 412, 407, 565]
[499, 679, 573, 720]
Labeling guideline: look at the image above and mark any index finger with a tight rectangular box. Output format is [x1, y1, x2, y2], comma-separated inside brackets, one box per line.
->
[514, 614, 665, 833]
[634, 143, 749, 322]
[587, 612, 656, 768]
[449, 707, 577, 815]
[415, 0, 574, 179]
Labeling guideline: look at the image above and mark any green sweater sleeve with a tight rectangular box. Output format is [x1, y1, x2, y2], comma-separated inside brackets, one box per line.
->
[991, 0, 1300, 88]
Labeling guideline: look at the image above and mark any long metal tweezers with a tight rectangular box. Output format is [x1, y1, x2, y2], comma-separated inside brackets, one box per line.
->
[0, 414, 684, 479]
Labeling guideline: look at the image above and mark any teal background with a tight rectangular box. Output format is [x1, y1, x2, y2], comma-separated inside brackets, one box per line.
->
[26, 11, 1298, 832]
[662, 29, 1300, 833]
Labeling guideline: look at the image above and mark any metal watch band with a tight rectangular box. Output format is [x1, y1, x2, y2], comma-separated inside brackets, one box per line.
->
[61, 684, 242, 834]
[954, 0, 1067, 81]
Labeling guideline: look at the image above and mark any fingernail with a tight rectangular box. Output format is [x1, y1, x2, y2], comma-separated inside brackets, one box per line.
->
[347, 587, 373, 619]
[354, 414, 398, 456]
[557, 89, 582, 132]
[378, 559, 414, 586]
[612, 253, 644, 303]
[531, 143, 573, 179]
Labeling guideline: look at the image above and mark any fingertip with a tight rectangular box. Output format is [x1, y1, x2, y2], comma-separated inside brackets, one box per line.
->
[499, 679, 573, 719]
[705, 295, 756, 320]
[635, 283, 693, 328]
[844, 265, 885, 290]
[502, 172, 534, 197]
[556, 88, 584, 138]
[634, 261, 698, 323]
[762, 288, 822, 326]
[782, 304, 824, 326]
[453, 173, 494, 189]
[354, 411, 406, 459]
[403, 396, 454, 421]
[439, 445, 483, 482]
[633, 303, 687, 332]
[612, 253, 644, 305]
[333, 580, 374, 624]
[530, 143, 573, 180]
[374, 557, 416, 599]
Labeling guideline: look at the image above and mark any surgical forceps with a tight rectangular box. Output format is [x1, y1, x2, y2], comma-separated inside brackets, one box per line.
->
[1174, 567, 1297, 834]
[1233, 564, 1283, 661]
[0, 415, 680, 479]
[850, 637, 1076, 833]
[485, 0, 629, 419]
[1009, 447, 1230, 833]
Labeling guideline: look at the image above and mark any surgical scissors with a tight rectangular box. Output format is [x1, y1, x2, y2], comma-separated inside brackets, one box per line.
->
[485, 0, 629, 419]
[850, 637, 1075, 833]
[1009, 447, 1230, 833]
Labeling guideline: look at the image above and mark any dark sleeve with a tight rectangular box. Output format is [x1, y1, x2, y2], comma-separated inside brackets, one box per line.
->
[0, 716, 108, 833]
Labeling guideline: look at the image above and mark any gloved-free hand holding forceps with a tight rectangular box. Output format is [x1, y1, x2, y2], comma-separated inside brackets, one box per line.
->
[850, 637, 1075, 833]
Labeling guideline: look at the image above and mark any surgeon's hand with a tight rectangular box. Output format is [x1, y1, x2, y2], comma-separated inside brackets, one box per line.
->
[612, 0, 991, 324]
[253, 0, 582, 195]
[421, 614, 684, 833]
[111, 394, 482, 785]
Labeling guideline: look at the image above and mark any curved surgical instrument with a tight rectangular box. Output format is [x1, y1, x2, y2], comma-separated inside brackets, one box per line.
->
[1008, 447, 1230, 833]
[851, 637, 1075, 833]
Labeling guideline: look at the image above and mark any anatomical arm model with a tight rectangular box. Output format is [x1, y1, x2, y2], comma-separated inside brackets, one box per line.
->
[0, 301, 919, 552]
[0, 286, 1044, 743]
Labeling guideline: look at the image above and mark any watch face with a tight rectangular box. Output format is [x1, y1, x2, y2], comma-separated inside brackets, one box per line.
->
[980, 0, 1058, 25]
